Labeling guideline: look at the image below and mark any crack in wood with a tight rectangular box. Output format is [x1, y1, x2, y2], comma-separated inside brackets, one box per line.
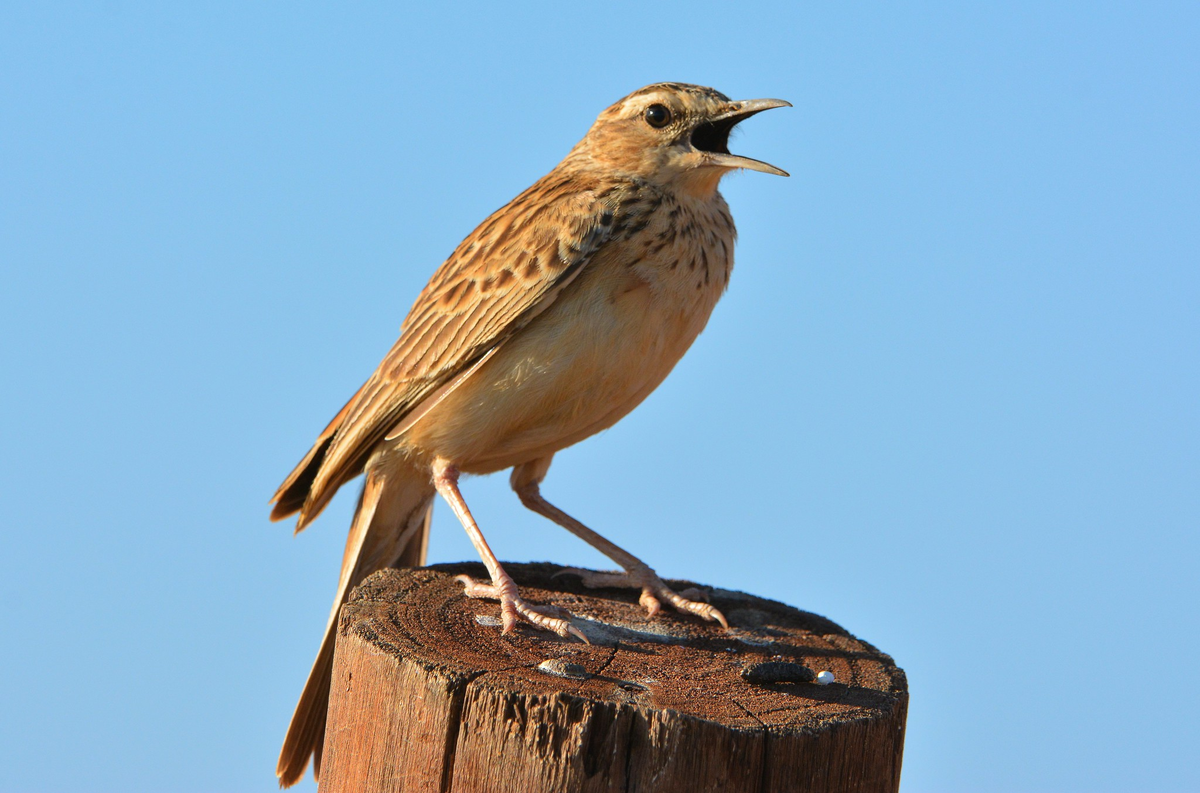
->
[439, 668, 487, 793]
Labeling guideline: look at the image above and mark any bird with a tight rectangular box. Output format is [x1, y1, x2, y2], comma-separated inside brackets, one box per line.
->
[269, 82, 789, 787]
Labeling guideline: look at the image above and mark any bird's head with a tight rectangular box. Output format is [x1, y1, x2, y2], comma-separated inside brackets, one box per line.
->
[570, 83, 790, 197]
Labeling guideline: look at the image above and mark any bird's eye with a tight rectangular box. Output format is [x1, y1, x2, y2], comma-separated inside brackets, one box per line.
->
[644, 104, 672, 128]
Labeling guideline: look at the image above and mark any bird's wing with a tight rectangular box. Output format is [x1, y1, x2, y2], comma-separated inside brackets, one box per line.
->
[292, 172, 622, 526]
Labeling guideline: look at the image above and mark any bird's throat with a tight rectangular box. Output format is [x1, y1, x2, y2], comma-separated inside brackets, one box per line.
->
[677, 167, 729, 200]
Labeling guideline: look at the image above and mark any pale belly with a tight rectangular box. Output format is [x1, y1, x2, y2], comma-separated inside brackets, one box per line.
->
[399, 255, 724, 473]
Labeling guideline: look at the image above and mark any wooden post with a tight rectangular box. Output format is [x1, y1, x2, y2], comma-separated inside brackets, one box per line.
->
[319, 562, 907, 793]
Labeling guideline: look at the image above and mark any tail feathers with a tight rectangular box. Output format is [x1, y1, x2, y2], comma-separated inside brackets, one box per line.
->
[276, 456, 435, 788]
[276, 634, 334, 787]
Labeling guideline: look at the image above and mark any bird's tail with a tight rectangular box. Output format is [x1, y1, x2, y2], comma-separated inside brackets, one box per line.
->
[275, 454, 434, 788]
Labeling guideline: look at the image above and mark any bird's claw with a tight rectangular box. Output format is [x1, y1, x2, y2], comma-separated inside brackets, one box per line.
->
[455, 575, 588, 642]
[555, 567, 728, 629]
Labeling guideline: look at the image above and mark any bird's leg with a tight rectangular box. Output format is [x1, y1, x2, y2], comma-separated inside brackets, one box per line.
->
[431, 458, 585, 641]
[510, 459, 728, 628]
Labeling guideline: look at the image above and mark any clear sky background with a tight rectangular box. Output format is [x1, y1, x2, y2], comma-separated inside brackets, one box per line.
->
[2, 3, 1197, 791]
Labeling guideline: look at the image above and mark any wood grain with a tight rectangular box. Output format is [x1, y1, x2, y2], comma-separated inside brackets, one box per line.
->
[319, 563, 907, 793]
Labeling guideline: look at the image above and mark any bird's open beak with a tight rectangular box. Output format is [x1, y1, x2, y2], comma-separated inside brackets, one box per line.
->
[691, 98, 792, 176]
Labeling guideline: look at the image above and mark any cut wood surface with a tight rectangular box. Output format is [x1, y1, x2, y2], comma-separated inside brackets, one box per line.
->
[319, 562, 907, 793]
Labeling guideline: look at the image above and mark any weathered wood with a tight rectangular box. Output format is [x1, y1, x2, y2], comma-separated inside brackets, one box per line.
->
[319, 563, 907, 793]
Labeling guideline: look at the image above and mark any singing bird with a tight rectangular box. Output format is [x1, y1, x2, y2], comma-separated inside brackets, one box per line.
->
[271, 82, 789, 786]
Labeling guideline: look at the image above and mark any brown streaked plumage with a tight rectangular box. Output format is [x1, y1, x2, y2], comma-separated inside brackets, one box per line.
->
[271, 82, 789, 787]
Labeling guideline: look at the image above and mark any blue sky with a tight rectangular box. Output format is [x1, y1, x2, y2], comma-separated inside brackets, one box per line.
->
[1, 3, 1197, 791]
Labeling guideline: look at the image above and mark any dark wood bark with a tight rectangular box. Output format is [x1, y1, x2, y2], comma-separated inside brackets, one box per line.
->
[319, 563, 907, 793]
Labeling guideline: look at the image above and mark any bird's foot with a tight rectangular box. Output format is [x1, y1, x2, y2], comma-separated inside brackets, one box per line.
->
[455, 574, 588, 642]
[555, 565, 728, 628]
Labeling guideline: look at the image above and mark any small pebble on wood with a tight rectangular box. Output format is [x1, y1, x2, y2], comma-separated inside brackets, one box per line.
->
[536, 658, 590, 679]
